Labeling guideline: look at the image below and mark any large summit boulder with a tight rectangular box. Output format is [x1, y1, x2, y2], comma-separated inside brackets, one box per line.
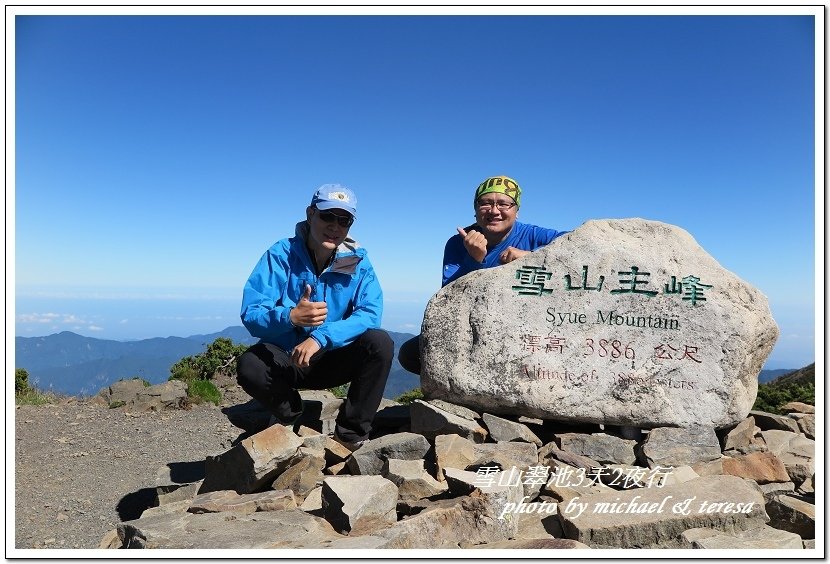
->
[421, 219, 778, 429]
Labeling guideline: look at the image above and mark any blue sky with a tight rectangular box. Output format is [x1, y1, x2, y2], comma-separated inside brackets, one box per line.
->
[10, 8, 821, 369]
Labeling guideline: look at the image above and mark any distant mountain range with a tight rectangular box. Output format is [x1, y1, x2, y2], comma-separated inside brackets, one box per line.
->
[15, 327, 420, 400]
[14, 327, 799, 401]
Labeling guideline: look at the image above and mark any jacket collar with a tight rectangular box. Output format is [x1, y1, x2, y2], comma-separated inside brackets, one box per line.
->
[295, 221, 363, 275]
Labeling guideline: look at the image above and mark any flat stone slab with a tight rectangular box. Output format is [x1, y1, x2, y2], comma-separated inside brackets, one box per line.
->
[558, 475, 766, 548]
[114, 509, 345, 549]
[421, 219, 778, 429]
[681, 525, 804, 549]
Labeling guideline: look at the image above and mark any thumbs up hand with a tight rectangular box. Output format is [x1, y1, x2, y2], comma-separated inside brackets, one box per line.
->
[289, 284, 328, 327]
[457, 227, 487, 263]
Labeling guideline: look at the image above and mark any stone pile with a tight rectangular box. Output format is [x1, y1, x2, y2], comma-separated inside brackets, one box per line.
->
[100, 392, 815, 551]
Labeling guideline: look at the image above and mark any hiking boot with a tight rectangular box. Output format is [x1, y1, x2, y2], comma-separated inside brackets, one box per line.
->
[267, 413, 301, 433]
[333, 430, 367, 452]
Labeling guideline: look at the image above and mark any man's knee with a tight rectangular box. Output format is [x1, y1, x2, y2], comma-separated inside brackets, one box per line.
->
[236, 343, 281, 386]
[235, 346, 261, 386]
[358, 329, 393, 360]
[398, 335, 421, 374]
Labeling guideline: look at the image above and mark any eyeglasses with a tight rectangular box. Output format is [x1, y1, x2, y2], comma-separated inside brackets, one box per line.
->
[317, 210, 354, 228]
[476, 199, 516, 212]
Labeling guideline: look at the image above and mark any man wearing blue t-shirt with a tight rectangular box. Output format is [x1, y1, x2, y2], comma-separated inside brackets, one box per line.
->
[399, 175, 568, 374]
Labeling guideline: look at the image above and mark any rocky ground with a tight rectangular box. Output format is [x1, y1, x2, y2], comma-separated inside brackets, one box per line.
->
[14, 376, 248, 549]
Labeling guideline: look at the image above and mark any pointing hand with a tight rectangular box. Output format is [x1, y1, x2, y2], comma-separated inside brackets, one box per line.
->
[457, 227, 487, 263]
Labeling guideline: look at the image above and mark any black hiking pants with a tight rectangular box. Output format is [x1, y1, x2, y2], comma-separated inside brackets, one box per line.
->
[236, 329, 393, 442]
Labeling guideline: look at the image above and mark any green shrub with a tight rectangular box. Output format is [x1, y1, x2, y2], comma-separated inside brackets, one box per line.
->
[169, 361, 200, 383]
[753, 382, 815, 414]
[169, 337, 248, 382]
[328, 384, 350, 399]
[187, 379, 221, 406]
[15, 368, 30, 393]
[109, 400, 126, 409]
[394, 388, 424, 405]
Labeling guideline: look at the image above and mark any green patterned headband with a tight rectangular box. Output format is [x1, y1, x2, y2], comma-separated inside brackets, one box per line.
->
[474, 175, 521, 207]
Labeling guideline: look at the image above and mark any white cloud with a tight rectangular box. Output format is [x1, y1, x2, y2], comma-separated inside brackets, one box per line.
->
[17, 312, 100, 327]
[17, 312, 61, 323]
[119, 319, 129, 324]
[88, 325, 104, 332]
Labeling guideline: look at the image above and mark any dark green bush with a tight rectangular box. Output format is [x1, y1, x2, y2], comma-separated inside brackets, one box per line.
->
[328, 384, 350, 399]
[170, 337, 248, 382]
[15, 368, 30, 393]
[753, 382, 815, 414]
[394, 388, 424, 405]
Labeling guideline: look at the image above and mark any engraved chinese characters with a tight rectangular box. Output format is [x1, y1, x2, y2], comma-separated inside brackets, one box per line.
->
[421, 219, 779, 429]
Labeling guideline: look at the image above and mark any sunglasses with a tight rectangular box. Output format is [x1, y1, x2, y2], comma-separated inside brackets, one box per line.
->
[317, 210, 354, 228]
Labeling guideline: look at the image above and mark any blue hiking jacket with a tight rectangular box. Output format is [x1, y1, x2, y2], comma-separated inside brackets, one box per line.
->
[240, 221, 383, 352]
[442, 221, 568, 286]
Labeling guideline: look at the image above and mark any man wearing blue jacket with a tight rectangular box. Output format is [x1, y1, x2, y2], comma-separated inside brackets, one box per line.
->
[236, 184, 392, 449]
[399, 175, 568, 374]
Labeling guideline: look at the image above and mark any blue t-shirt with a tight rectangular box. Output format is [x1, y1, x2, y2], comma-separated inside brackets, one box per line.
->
[442, 221, 567, 287]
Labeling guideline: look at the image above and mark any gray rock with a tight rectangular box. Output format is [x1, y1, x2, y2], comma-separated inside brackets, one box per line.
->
[300, 486, 323, 513]
[470, 441, 539, 470]
[750, 410, 800, 433]
[428, 399, 481, 421]
[541, 463, 609, 501]
[156, 481, 202, 506]
[780, 402, 815, 414]
[556, 432, 637, 465]
[297, 427, 328, 450]
[271, 454, 325, 501]
[296, 389, 343, 434]
[639, 425, 722, 467]
[115, 509, 344, 548]
[483, 413, 543, 446]
[789, 413, 815, 439]
[104, 378, 147, 406]
[467, 441, 540, 498]
[382, 458, 448, 501]
[558, 475, 766, 548]
[137, 380, 188, 411]
[188, 489, 296, 514]
[434, 434, 477, 481]
[324, 436, 353, 466]
[539, 441, 600, 471]
[514, 502, 565, 539]
[199, 424, 303, 494]
[765, 495, 815, 539]
[375, 481, 523, 548]
[409, 400, 487, 442]
[321, 475, 398, 534]
[346, 432, 431, 476]
[140, 499, 192, 519]
[443, 467, 486, 496]
[721, 416, 756, 452]
[757, 481, 796, 502]
[657, 465, 699, 487]
[681, 525, 804, 549]
[421, 219, 778, 429]
[760, 430, 815, 487]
